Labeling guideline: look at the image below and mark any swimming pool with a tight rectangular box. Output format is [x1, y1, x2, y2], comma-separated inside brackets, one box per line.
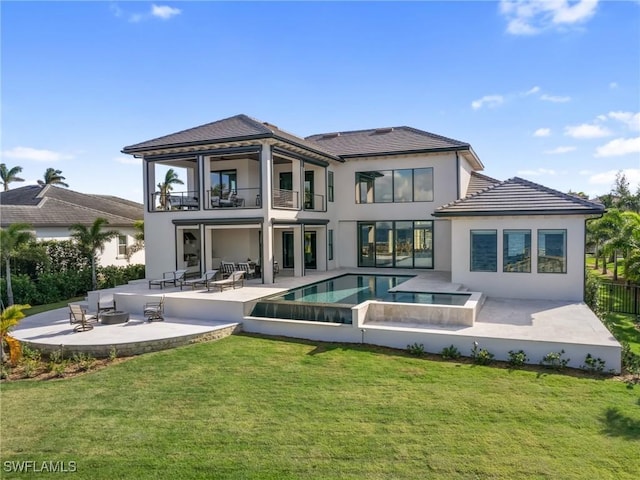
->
[250, 274, 472, 324]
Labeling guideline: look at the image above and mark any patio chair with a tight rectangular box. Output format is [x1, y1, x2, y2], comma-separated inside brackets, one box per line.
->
[181, 269, 219, 290]
[237, 262, 256, 279]
[220, 261, 237, 279]
[68, 303, 96, 332]
[148, 269, 187, 289]
[87, 291, 115, 318]
[143, 296, 165, 322]
[208, 270, 245, 292]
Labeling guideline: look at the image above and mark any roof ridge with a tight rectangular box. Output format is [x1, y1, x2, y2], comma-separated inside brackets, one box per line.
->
[471, 171, 500, 183]
[401, 126, 469, 147]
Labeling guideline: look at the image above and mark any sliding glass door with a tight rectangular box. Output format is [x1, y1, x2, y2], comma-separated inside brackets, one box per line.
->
[358, 221, 433, 268]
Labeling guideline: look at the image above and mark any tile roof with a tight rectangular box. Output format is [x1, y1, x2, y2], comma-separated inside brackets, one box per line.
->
[305, 126, 470, 157]
[466, 171, 500, 197]
[434, 177, 605, 217]
[0, 185, 143, 227]
[122, 114, 341, 161]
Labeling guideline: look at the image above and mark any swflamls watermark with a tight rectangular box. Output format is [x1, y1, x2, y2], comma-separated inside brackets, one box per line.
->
[3, 460, 77, 473]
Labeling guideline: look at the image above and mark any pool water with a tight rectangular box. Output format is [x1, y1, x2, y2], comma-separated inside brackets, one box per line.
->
[250, 274, 471, 324]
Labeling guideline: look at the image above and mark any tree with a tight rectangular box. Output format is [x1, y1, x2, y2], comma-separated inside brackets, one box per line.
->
[0, 223, 35, 305]
[125, 220, 145, 262]
[156, 168, 184, 208]
[69, 218, 119, 290]
[37, 168, 69, 187]
[1, 304, 30, 364]
[0, 163, 25, 191]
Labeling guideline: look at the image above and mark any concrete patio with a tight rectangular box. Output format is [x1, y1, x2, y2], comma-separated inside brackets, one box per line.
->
[11, 269, 622, 372]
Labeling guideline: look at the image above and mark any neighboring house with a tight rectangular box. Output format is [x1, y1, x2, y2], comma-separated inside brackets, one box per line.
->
[122, 114, 603, 301]
[0, 185, 145, 266]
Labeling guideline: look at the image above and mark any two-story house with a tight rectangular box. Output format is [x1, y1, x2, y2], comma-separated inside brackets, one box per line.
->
[122, 114, 603, 301]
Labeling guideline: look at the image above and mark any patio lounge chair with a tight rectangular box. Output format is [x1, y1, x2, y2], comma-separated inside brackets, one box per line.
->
[149, 269, 187, 289]
[181, 270, 219, 290]
[237, 262, 256, 279]
[68, 303, 96, 332]
[143, 296, 165, 322]
[220, 261, 237, 279]
[208, 270, 245, 292]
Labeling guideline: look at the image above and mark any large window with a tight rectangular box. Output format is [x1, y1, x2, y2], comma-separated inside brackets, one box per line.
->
[211, 169, 237, 196]
[503, 230, 531, 272]
[357, 221, 433, 268]
[356, 168, 433, 204]
[470, 230, 497, 272]
[538, 229, 567, 273]
[328, 229, 334, 261]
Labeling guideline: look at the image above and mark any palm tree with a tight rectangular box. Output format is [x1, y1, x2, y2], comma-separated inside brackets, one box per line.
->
[0, 163, 25, 191]
[1, 304, 30, 364]
[157, 168, 184, 208]
[37, 168, 69, 187]
[69, 218, 119, 290]
[125, 220, 145, 261]
[0, 223, 34, 306]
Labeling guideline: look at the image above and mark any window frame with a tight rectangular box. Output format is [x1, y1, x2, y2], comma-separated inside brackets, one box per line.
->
[537, 229, 567, 274]
[502, 229, 531, 273]
[117, 234, 128, 257]
[328, 229, 334, 260]
[328, 171, 334, 203]
[355, 167, 434, 204]
[470, 230, 498, 272]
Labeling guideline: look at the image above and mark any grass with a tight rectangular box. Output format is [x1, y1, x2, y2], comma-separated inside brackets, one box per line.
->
[607, 313, 640, 355]
[586, 255, 627, 282]
[2, 334, 639, 479]
[23, 297, 84, 316]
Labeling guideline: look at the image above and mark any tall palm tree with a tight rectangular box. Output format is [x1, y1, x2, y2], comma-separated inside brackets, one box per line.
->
[125, 220, 145, 261]
[69, 218, 119, 290]
[37, 168, 69, 187]
[157, 168, 184, 208]
[0, 163, 25, 191]
[0, 223, 34, 305]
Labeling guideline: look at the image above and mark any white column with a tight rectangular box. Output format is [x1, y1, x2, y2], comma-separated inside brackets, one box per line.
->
[293, 159, 302, 209]
[294, 225, 303, 278]
[261, 144, 274, 283]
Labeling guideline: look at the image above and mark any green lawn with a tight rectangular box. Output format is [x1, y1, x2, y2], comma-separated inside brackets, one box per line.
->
[607, 313, 640, 355]
[2, 335, 639, 479]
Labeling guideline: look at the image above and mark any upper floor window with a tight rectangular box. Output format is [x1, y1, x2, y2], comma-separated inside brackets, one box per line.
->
[328, 171, 334, 202]
[356, 167, 433, 204]
[538, 229, 567, 273]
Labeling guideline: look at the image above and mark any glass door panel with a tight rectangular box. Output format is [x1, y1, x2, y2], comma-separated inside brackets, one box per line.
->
[358, 223, 375, 266]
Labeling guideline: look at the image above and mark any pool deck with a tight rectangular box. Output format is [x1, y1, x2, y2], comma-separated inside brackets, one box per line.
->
[11, 269, 621, 371]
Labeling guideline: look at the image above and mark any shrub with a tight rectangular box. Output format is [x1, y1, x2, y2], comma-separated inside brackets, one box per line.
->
[540, 350, 570, 370]
[582, 353, 606, 373]
[72, 352, 96, 372]
[441, 345, 461, 360]
[0, 274, 38, 306]
[108, 346, 118, 362]
[406, 342, 425, 356]
[508, 350, 529, 367]
[622, 342, 640, 379]
[584, 269, 603, 318]
[470, 342, 495, 365]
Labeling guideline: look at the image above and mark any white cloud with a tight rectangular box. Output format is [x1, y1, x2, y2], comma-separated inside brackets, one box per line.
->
[540, 94, 571, 103]
[151, 4, 181, 20]
[588, 168, 640, 186]
[471, 95, 504, 110]
[524, 86, 541, 95]
[1, 146, 73, 162]
[114, 156, 142, 165]
[606, 111, 640, 131]
[517, 168, 560, 176]
[565, 124, 611, 139]
[544, 146, 576, 154]
[499, 0, 599, 35]
[579, 170, 594, 175]
[534, 128, 551, 137]
[594, 137, 640, 157]
[609, 82, 618, 89]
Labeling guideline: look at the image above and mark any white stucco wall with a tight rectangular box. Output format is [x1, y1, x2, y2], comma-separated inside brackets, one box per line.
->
[450, 215, 588, 301]
[34, 227, 144, 268]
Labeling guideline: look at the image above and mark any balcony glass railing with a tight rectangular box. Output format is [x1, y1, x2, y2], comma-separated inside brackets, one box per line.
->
[206, 187, 262, 209]
[273, 188, 299, 209]
[151, 191, 199, 211]
[304, 193, 325, 212]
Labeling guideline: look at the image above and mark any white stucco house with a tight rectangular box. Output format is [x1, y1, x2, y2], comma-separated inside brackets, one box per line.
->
[0, 184, 145, 267]
[122, 114, 604, 302]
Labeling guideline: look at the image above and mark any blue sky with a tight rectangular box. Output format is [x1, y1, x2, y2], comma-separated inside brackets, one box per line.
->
[2, 0, 639, 203]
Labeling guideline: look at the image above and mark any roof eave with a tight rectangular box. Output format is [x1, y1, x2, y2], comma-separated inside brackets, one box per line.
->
[338, 145, 474, 160]
[433, 208, 605, 217]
